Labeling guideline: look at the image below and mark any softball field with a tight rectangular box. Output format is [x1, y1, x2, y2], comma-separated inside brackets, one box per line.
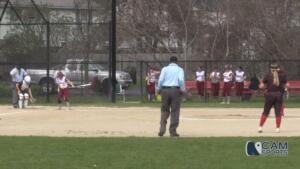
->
[0, 106, 299, 137]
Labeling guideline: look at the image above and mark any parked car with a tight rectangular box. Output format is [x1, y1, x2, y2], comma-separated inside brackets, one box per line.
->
[27, 59, 133, 94]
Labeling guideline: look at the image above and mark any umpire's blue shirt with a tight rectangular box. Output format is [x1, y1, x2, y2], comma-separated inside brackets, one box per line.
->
[10, 68, 27, 83]
[157, 63, 185, 91]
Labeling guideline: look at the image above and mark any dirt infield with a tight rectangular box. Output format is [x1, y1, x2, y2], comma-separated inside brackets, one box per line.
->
[0, 106, 299, 137]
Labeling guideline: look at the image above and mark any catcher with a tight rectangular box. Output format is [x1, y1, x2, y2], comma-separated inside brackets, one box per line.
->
[55, 71, 74, 110]
[258, 63, 287, 133]
[16, 75, 35, 108]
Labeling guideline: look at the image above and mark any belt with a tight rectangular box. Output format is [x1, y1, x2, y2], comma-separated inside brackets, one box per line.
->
[162, 86, 180, 89]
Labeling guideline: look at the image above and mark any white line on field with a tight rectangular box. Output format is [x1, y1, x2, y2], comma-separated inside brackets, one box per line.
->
[181, 117, 256, 121]
[181, 117, 300, 121]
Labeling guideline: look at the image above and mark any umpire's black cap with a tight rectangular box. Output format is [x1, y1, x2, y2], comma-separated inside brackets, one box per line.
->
[170, 56, 178, 63]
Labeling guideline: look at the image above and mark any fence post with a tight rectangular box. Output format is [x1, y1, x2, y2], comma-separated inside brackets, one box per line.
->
[140, 61, 144, 102]
[46, 22, 50, 103]
[204, 61, 208, 102]
[110, 0, 117, 103]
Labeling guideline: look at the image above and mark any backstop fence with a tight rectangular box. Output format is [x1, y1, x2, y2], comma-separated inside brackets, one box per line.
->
[1, 59, 300, 104]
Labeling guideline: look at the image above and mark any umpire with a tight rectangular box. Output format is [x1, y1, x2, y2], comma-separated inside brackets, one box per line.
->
[157, 56, 185, 137]
[10, 64, 27, 108]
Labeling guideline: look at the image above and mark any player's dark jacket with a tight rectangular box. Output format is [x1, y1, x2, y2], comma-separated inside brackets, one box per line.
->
[263, 72, 287, 93]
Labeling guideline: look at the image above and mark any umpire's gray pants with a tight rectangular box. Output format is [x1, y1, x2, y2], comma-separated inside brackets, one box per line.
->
[11, 82, 18, 107]
[159, 88, 182, 134]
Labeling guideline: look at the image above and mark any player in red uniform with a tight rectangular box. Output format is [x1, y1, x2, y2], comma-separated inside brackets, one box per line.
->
[209, 66, 221, 99]
[258, 63, 287, 133]
[235, 66, 246, 99]
[221, 65, 234, 104]
[55, 71, 74, 110]
[146, 67, 160, 101]
[195, 66, 205, 101]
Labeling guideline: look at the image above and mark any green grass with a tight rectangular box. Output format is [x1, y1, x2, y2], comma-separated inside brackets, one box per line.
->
[1, 81, 300, 108]
[0, 137, 299, 169]
[1, 95, 300, 108]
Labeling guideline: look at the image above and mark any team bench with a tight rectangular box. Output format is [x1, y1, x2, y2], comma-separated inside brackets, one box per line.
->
[286, 81, 300, 96]
[185, 81, 252, 96]
[185, 80, 300, 97]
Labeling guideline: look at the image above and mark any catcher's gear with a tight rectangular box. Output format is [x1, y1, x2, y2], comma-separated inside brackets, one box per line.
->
[24, 75, 31, 84]
[18, 93, 30, 108]
[19, 93, 24, 100]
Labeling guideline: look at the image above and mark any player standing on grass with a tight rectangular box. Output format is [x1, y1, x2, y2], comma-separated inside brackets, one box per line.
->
[195, 66, 205, 101]
[55, 71, 74, 110]
[235, 66, 246, 101]
[16, 75, 35, 108]
[258, 63, 287, 133]
[146, 67, 160, 101]
[157, 56, 185, 137]
[209, 66, 221, 99]
[221, 65, 233, 104]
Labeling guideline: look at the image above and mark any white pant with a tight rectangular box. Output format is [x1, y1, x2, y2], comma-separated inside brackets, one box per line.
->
[19, 93, 29, 108]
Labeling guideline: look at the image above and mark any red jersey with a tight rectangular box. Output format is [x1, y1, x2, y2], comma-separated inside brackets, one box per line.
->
[263, 72, 287, 93]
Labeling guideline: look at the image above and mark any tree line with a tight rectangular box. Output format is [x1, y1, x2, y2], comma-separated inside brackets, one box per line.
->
[0, 0, 299, 63]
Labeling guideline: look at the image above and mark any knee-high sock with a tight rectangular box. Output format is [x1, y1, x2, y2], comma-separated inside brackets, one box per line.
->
[24, 94, 29, 108]
[24, 100, 29, 108]
[280, 104, 285, 116]
[18, 100, 23, 108]
[18, 94, 24, 108]
[259, 114, 268, 127]
[276, 116, 282, 128]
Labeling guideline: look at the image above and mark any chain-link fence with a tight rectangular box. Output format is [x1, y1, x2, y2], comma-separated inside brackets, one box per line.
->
[1, 59, 300, 104]
[1, 1, 300, 105]
[0, 0, 115, 104]
[139, 60, 300, 80]
[116, 59, 300, 103]
[0, 61, 132, 104]
[0, 22, 112, 103]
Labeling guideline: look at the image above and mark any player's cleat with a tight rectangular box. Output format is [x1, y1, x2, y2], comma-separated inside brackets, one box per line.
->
[220, 102, 226, 104]
[226, 102, 230, 104]
[258, 127, 263, 133]
[276, 128, 280, 133]
[170, 133, 180, 137]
